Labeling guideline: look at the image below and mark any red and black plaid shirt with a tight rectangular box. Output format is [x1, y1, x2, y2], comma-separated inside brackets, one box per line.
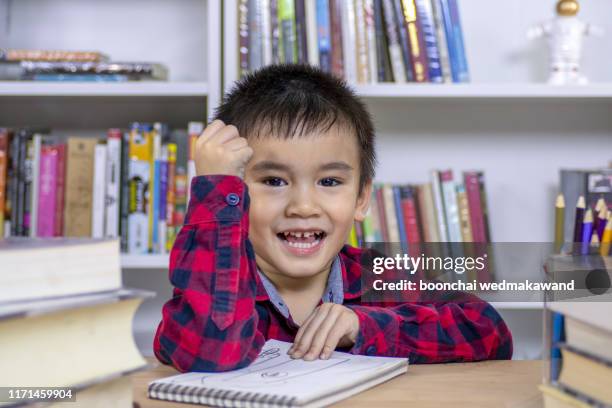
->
[153, 175, 513, 372]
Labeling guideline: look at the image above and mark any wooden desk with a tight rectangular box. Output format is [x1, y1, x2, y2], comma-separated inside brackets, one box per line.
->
[132, 358, 543, 408]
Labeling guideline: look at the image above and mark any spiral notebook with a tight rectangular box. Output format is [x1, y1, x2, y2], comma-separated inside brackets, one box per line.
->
[148, 340, 408, 408]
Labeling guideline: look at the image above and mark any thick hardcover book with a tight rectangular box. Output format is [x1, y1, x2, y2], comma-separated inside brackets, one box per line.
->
[438, 0, 469, 82]
[329, 0, 345, 78]
[0, 130, 8, 237]
[316, 0, 332, 72]
[64, 137, 98, 237]
[127, 124, 152, 254]
[37, 144, 59, 237]
[248, 0, 264, 71]
[381, 0, 409, 82]
[91, 142, 108, 239]
[278, 0, 298, 63]
[373, 0, 392, 82]
[295, 0, 309, 63]
[354, 0, 370, 83]
[239, 0, 250, 75]
[0, 49, 108, 62]
[105, 129, 122, 238]
[399, 0, 429, 82]
[400, 185, 422, 244]
[415, 0, 443, 82]
[148, 340, 408, 408]
[54, 144, 66, 237]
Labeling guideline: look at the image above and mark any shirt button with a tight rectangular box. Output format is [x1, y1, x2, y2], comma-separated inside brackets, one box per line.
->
[366, 345, 376, 355]
[225, 193, 240, 206]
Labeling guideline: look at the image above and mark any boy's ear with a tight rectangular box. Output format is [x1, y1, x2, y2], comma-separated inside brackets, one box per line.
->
[354, 181, 373, 222]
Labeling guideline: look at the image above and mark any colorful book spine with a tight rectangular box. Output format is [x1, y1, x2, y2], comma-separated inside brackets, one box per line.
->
[0, 130, 8, 237]
[362, 187, 382, 242]
[119, 131, 130, 252]
[456, 183, 473, 242]
[64, 137, 97, 237]
[239, 0, 250, 75]
[373, 0, 392, 82]
[294, 0, 308, 63]
[316, 0, 332, 73]
[382, 184, 400, 243]
[166, 143, 177, 252]
[399, 0, 429, 82]
[54, 144, 66, 237]
[430, 0, 452, 82]
[341, 0, 357, 83]
[91, 142, 107, 239]
[417, 183, 439, 242]
[278, 0, 297, 63]
[128, 123, 152, 254]
[464, 171, 486, 242]
[270, 0, 281, 64]
[381, 0, 408, 82]
[364, 0, 378, 83]
[305, 0, 319, 67]
[261, 0, 273, 65]
[431, 170, 448, 242]
[354, 0, 370, 83]
[28, 134, 42, 237]
[150, 124, 163, 253]
[415, 0, 443, 82]
[105, 129, 122, 238]
[438, 0, 469, 82]
[248, 0, 264, 71]
[36, 145, 58, 237]
[158, 146, 169, 254]
[393, 185, 408, 252]
[440, 170, 462, 242]
[400, 185, 422, 244]
[329, 0, 344, 78]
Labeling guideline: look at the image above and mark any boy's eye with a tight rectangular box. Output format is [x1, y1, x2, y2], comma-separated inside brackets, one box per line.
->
[319, 177, 341, 187]
[262, 177, 287, 187]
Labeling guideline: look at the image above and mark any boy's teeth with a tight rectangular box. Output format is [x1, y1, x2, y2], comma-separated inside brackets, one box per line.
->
[287, 239, 320, 249]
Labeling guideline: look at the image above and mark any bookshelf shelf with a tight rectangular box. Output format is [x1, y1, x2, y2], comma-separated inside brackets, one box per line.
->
[353, 83, 612, 99]
[0, 81, 209, 97]
[121, 254, 170, 270]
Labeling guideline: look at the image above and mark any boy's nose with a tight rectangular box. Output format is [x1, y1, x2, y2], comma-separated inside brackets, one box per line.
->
[285, 187, 321, 218]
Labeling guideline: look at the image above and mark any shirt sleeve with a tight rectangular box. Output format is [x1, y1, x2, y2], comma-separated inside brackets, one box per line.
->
[153, 175, 266, 372]
[346, 299, 513, 363]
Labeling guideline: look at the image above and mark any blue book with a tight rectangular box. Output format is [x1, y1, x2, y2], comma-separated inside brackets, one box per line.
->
[316, 0, 331, 73]
[28, 74, 130, 82]
[438, 0, 469, 83]
[393, 186, 409, 254]
[550, 312, 565, 381]
[415, 0, 443, 83]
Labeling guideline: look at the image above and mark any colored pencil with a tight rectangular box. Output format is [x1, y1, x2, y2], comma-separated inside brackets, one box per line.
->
[596, 206, 608, 240]
[572, 196, 586, 243]
[580, 208, 593, 255]
[554, 194, 565, 254]
[593, 198, 605, 237]
[601, 214, 612, 256]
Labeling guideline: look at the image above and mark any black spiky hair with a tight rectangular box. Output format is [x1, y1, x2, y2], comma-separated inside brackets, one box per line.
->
[213, 64, 376, 191]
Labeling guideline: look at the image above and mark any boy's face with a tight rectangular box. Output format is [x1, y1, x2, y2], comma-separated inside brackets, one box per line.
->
[244, 126, 371, 282]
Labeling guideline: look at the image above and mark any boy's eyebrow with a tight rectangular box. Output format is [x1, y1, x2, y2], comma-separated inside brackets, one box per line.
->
[250, 160, 291, 172]
[319, 161, 354, 172]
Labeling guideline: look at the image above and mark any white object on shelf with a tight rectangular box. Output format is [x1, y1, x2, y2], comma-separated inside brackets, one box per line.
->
[121, 254, 170, 269]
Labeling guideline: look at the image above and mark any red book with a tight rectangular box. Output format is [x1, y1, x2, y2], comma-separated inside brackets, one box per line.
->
[464, 171, 486, 243]
[54, 144, 67, 236]
[0, 129, 9, 237]
[400, 186, 422, 244]
[37, 145, 58, 237]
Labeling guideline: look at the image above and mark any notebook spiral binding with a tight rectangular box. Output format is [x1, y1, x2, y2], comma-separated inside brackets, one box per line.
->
[148, 382, 298, 407]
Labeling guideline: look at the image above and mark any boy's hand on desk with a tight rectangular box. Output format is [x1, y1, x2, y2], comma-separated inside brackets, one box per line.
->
[289, 304, 359, 361]
[195, 119, 253, 179]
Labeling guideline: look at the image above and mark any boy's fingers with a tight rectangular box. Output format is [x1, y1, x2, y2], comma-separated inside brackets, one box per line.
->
[291, 306, 332, 358]
[303, 306, 344, 360]
[199, 119, 225, 142]
[290, 311, 317, 354]
[320, 319, 349, 360]
[208, 123, 240, 145]
[224, 137, 248, 151]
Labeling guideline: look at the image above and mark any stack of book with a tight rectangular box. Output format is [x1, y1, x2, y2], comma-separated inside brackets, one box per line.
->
[0, 122, 202, 254]
[349, 170, 491, 247]
[0, 48, 167, 81]
[0, 238, 152, 407]
[240, 0, 469, 83]
[541, 299, 612, 407]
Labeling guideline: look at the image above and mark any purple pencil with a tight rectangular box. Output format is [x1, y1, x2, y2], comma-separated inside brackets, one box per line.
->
[597, 206, 608, 240]
[572, 196, 586, 243]
[581, 209, 593, 255]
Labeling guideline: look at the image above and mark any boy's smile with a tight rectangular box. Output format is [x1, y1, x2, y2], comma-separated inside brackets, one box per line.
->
[243, 126, 371, 286]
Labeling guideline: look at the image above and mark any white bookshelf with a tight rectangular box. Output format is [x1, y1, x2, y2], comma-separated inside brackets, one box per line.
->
[0, 81, 209, 97]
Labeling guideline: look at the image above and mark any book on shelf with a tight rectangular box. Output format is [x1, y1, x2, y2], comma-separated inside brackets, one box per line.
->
[0, 122, 204, 255]
[148, 339, 408, 408]
[542, 300, 612, 407]
[0, 48, 109, 63]
[238, 0, 469, 84]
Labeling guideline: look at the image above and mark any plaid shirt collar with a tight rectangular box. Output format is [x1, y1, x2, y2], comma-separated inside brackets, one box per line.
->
[254, 246, 363, 307]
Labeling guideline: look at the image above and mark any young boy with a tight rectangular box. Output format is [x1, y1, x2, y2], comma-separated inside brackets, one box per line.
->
[153, 64, 512, 373]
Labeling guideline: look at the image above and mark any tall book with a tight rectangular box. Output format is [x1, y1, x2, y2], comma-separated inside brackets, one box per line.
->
[382, 184, 400, 243]
[362, 187, 382, 242]
[305, 0, 319, 66]
[438, 0, 469, 82]
[399, 0, 429, 82]
[294, 0, 309, 63]
[439, 169, 462, 242]
[455, 184, 473, 242]
[37, 144, 59, 237]
[430, 170, 448, 242]
[373, 0, 393, 82]
[415, 0, 443, 82]
[91, 142, 107, 239]
[278, 0, 298, 63]
[270, 0, 281, 64]
[354, 0, 371, 83]
[430, 0, 452, 82]
[165, 143, 178, 252]
[340, 0, 357, 83]
[0, 129, 9, 237]
[127, 124, 152, 254]
[248, 0, 264, 71]
[316, 0, 332, 72]
[238, 0, 250, 75]
[54, 144, 67, 237]
[464, 171, 486, 242]
[261, 0, 273, 65]
[329, 0, 345, 78]
[158, 146, 169, 254]
[381, 0, 409, 82]
[119, 131, 130, 252]
[375, 184, 389, 241]
[416, 183, 440, 242]
[400, 185, 422, 244]
[64, 137, 97, 237]
[105, 129, 122, 238]
[392, 185, 408, 252]
[150, 124, 163, 252]
[28, 134, 42, 237]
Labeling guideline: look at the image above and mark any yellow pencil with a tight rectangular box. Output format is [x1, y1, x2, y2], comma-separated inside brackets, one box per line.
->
[554, 194, 565, 254]
[601, 214, 612, 256]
